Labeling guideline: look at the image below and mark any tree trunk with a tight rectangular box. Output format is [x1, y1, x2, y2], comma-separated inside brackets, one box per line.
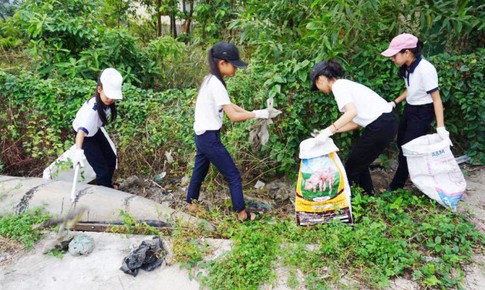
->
[186, 1, 194, 35]
[157, 0, 162, 37]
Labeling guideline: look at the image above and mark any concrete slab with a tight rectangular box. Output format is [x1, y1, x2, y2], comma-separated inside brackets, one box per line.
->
[0, 175, 212, 230]
[0, 232, 200, 290]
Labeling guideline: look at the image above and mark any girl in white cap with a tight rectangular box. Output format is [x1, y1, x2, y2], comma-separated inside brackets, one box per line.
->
[381, 33, 450, 191]
[186, 41, 270, 222]
[71, 68, 123, 188]
[309, 60, 397, 195]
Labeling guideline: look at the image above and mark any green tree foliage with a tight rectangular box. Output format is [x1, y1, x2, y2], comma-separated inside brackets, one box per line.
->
[0, 0, 483, 176]
[193, 0, 241, 41]
[406, 0, 484, 54]
[10, 0, 158, 86]
[0, 0, 20, 20]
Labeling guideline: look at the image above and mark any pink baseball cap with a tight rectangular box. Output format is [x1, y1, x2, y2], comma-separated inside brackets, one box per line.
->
[381, 33, 418, 57]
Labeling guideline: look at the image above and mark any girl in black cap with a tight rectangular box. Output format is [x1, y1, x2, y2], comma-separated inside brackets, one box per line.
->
[186, 41, 269, 221]
[309, 60, 398, 195]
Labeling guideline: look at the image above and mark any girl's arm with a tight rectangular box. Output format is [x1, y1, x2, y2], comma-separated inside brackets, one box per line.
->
[334, 121, 359, 133]
[75, 130, 85, 149]
[230, 103, 251, 113]
[431, 90, 445, 127]
[328, 102, 359, 134]
[394, 89, 408, 104]
[222, 104, 255, 122]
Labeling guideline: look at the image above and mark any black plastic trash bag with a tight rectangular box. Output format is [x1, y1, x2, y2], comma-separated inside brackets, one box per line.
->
[120, 236, 168, 276]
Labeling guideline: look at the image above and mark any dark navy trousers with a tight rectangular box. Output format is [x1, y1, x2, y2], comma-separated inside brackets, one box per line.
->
[345, 112, 397, 194]
[82, 130, 117, 188]
[186, 130, 245, 212]
[389, 103, 434, 190]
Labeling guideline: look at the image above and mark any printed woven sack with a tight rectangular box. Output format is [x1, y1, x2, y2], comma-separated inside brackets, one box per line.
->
[296, 138, 353, 226]
[402, 133, 466, 211]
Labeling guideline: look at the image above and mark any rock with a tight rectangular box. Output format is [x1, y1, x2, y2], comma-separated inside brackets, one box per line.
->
[69, 234, 95, 256]
[0, 253, 12, 263]
[267, 181, 291, 202]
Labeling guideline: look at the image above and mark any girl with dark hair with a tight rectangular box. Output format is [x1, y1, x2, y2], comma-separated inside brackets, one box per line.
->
[186, 41, 270, 222]
[72, 68, 123, 188]
[309, 60, 397, 195]
[381, 33, 450, 191]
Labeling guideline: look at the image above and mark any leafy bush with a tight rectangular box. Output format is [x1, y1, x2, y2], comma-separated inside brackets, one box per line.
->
[8, 0, 160, 87]
[0, 49, 482, 177]
[429, 51, 485, 164]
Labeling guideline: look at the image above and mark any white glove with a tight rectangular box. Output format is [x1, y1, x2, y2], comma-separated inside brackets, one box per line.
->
[388, 101, 396, 109]
[72, 149, 85, 168]
[252, 109, 269, 119]
[437, 127, 453, 146]
[315, 128, 333, 145]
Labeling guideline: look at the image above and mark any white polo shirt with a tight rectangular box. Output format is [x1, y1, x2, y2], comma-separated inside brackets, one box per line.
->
[72, 97, 110, 137]
[404, 57, 439, 105]
[332, 79, 392, 127]
[194, 75, 231, 135]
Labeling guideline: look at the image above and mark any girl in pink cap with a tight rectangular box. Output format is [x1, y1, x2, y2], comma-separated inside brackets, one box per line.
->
[381, 33, 450, 191]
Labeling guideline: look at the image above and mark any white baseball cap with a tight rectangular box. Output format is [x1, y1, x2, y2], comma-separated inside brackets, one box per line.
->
[100, 68, 123, 100]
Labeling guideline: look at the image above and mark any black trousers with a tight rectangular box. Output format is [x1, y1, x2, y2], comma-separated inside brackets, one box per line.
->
[345, 112, 397, 194]
[389, 103, 434, 190]
[82, 130, 117, 188]
[186, 130, 245, 212]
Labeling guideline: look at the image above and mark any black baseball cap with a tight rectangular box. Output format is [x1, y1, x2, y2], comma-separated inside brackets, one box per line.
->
[309, 61, 329, 91]
[212, 41, 247, 68]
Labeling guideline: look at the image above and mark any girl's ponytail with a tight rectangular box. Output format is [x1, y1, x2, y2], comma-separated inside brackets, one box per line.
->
[398, 38, 424, 78]
[326, 60, 344, 79]
[94, 79, 117, 126]
[409, 39, 423, 58]
[208, 48, 227, 88]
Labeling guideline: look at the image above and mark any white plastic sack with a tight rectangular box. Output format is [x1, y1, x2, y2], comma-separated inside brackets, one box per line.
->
[296, 137, 353, 225]
[42, 128, 117, 183]
[402, 133, 466, 211]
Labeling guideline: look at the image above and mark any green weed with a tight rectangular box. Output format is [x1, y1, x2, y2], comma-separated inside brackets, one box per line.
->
[107, 210, 161, 235]
[173, 189, 484, 290]
[0, 208, 51, 249]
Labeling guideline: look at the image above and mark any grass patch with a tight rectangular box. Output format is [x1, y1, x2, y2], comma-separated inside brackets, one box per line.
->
[172, 189, 484, 289]
[0, 208, 51, 249]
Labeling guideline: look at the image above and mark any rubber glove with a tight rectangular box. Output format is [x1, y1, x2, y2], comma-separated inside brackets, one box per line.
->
[437, 127, 453, 146]
[315, 128, 333, 145]
[72, 149, 85, 168]
[388, 101, 396, 109]
[252, 109, 269, 119]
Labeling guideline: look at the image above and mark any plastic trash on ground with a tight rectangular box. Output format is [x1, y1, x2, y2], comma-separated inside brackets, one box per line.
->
[120, 236, 168, 277]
